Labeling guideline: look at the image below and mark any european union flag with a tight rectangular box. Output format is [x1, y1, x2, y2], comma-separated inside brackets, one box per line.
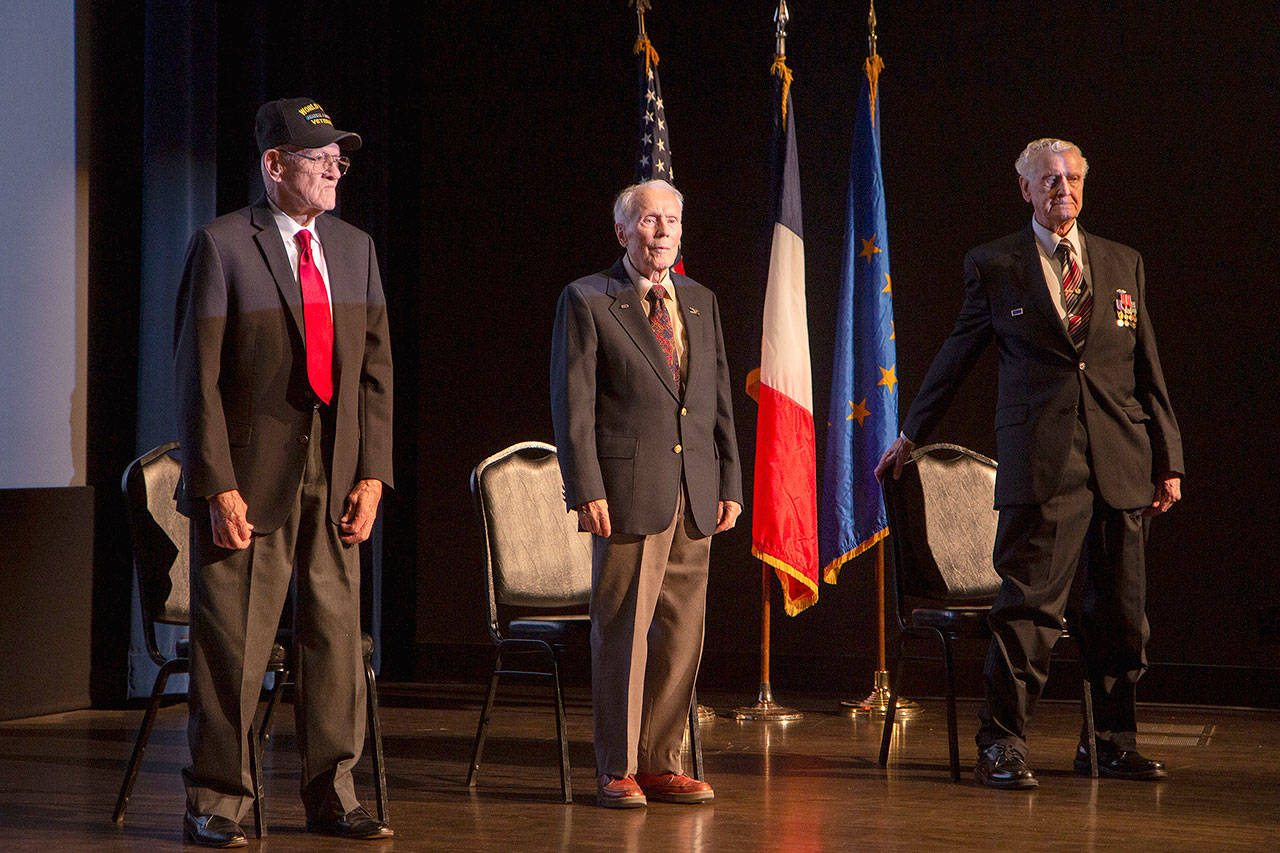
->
[820, 53, 896, 582]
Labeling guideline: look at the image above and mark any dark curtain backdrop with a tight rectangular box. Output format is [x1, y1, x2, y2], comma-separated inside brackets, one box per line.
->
[125, 0, 219, 698]
[87, 1, 1280, 703]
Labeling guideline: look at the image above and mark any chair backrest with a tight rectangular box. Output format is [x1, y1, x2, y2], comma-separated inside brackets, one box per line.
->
[121, 443, 190, 663]
[471, 442, 593, 637]
[882, 443, 1003, 614]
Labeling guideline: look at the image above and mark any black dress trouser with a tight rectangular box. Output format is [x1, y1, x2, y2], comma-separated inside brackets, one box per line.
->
[978, 417, 1150, 756]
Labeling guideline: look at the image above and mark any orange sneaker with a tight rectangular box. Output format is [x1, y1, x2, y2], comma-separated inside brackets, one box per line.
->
[633, 772, 714, 804]
[596, 774, 646, 808]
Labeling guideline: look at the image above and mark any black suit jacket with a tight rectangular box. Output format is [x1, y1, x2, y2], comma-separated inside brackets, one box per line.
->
[903, 224, 1183, 509]
[173, 199, 394, 533]
[550, 259, 742, 537]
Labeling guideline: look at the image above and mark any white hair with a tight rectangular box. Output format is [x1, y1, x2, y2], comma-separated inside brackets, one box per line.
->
[613, 179, 684, 227]
[1015, 138, 1089, 180]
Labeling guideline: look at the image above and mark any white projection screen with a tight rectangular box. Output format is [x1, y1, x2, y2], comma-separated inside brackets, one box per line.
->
[0, 1, 85, 488]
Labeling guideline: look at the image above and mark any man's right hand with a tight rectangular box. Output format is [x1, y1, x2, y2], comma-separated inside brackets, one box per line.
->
[576, 499, 611, 538]
[874, 435, 916, 482]
[209, 489, 254, 549]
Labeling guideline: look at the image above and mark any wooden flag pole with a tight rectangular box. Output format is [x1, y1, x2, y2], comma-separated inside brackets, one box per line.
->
[733, 561, 802, 720]
[841, 541, 920, 718]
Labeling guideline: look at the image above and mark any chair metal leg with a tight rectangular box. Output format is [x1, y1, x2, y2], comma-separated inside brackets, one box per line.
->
[549, 649, 573, 804]
[112, 661, 179, 823]
[467, 647, 503, 788]
[879, 635, 907, 767]
[247, 724, 265, 838]
[939, 632, 961, 782]
[1081, 676, 1099, 778]
[257, 668, 289, 752]
[365, 656, 389, 822]
[687, 687, 704, 782]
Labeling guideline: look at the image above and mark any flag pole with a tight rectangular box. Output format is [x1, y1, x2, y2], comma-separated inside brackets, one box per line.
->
[838, 0, 919, 721]
[733, 0, 803, 724]
[732, 562, 802, 721]
[632, 0, 710, 724]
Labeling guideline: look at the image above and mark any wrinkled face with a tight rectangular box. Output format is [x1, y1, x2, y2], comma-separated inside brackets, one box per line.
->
[615, 185, 682, 280]
[266, 142, 342, 221]
[1020, 150, 1085, 235]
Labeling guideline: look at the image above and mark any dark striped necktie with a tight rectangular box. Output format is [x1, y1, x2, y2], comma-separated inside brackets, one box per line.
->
[1056, 240, 1091, 349]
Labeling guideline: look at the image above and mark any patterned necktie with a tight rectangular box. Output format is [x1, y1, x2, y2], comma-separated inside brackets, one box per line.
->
[296, 230, 334, 404]
[1056, 240, 1091, 349]
[647, 284, 681, 387]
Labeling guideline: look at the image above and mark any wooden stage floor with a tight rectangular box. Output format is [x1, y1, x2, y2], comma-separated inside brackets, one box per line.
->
[1, 685, 1277, 851]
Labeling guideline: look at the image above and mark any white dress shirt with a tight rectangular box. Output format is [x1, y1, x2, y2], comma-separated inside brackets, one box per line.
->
[1031, 217, 1087, 324]
[623, 253, 688, 380]
[267, 196, 334, 311]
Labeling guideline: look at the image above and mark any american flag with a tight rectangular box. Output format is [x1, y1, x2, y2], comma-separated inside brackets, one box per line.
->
[634, 33, 672, 183]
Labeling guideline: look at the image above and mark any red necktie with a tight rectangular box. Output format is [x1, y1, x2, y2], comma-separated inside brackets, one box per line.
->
[1056, 240, 1091, 349]
[296, 230, 334, 404]
[647, 285, 681, 388]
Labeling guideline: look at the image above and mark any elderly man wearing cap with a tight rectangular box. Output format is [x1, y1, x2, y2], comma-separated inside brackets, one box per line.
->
[173, 97, 393, 845]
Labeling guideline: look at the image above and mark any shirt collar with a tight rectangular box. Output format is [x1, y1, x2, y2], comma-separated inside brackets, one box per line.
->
[622, 253, 673, 302]
[1032, 217, 1082, 259]
[267, 195, 321, 248]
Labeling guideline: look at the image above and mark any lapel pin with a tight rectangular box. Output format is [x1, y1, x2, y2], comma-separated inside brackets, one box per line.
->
[619, 303, 630, 309]
[688, 306, 701, 316]
[1010, 308, 1024, 316]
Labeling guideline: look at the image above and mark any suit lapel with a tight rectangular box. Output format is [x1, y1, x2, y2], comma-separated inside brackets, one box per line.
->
[671, 272, 709, 399]
[1076, 226, 1100, 351]
[1014, 224, 1076, 350]
[606, 259, 681, 400]
[315, 215, 357, 384]
[251, 201, 305, 339]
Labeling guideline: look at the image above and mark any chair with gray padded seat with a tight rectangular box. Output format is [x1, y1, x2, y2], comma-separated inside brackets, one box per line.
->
[112, 442, 388, 835]
[466, 441, 704, 803]
[877, 443, 1097, 782]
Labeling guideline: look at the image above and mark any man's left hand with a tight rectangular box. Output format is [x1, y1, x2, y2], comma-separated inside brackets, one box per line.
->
[340, 478, 384, 544]
[714, 500, 742, 534]
[1143, 475, 1181, 517]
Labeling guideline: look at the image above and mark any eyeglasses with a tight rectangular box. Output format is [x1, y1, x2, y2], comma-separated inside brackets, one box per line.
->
[278, 149, 351, 175]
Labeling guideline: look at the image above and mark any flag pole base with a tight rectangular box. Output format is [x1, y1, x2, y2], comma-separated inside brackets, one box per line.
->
[732, 683, 802, 721]
[840, 669, 922, 719]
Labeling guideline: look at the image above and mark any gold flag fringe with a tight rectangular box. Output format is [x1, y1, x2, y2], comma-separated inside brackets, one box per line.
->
[821, 525, 888, 585]
[753, 546, 819, 616]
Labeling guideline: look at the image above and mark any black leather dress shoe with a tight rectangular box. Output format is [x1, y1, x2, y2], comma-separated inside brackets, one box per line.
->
[182, 810, 247, 848]
[306, 805, 394, 840]
[975, 743, 1038, 789]
[1075, 742, 1167, 780]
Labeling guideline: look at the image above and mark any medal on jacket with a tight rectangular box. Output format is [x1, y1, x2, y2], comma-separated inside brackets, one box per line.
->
[1114, 289, 1137, 329]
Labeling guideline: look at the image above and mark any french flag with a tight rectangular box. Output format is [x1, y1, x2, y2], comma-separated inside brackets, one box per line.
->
[751, 81, 818, 616]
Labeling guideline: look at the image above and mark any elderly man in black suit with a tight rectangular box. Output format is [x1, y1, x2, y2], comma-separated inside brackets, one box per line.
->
[551, 179, 742, 808]
[877, 138, 1183, 790]
[174, 98, 393, 845]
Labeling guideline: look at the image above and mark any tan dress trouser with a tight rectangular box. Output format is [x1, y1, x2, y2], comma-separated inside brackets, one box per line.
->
[590, 487, 710, 777]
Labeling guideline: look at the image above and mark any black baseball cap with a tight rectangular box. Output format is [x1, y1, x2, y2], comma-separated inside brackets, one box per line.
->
[255, 97, 362, 153]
